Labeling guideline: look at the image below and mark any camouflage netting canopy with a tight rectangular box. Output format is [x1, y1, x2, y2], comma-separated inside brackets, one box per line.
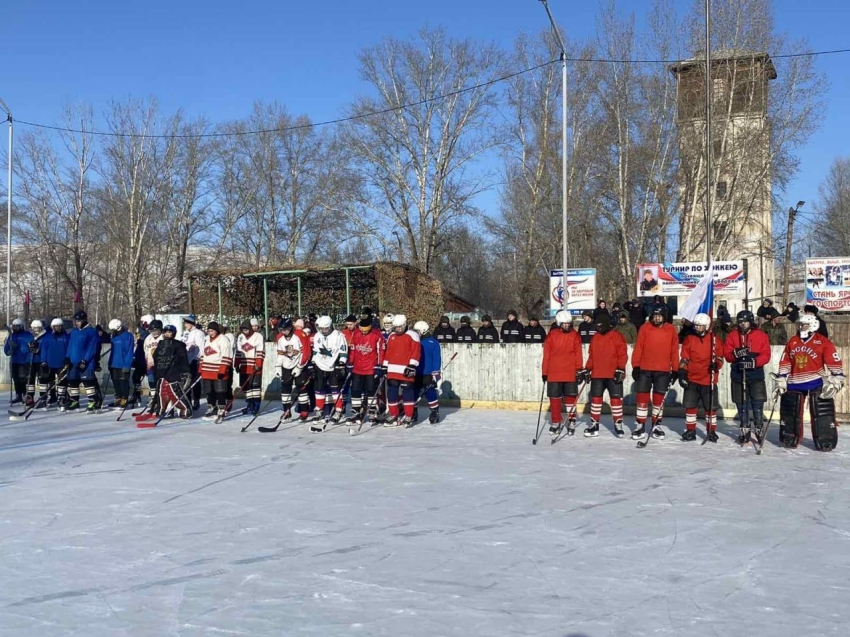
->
[188, 261, 445, 328]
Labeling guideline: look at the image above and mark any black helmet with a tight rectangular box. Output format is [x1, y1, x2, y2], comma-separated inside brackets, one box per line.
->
[736, 310, 755, 325]
[278, 318, 293, 332]
[149, 319, 163, 331]
[73, 310, 88, 324]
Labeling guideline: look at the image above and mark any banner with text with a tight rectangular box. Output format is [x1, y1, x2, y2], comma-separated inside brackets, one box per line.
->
[550, 268, 597, 315]
[635, 261, 745, 298]
[805, 257, 850, 312]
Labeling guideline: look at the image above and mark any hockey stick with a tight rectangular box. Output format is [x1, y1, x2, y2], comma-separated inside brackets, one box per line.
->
[532, 380, 548, 445]
[240, 376, 280, 433]
[132, 379, 163, 420]
[139, 376, 201, 428]
[349, 376, 387, 435]
[9, 369, 69, 421]
[213, 371, 259, 424]
[636, 380, 676, 449]
[550, 380, 588, 445]
[756, 391, 781, 455]
[310, 370, 354, 432]
[258, 374, 314, 433]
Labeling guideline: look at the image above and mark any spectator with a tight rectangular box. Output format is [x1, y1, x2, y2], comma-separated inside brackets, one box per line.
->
[523, 316, 547, 344]
[614, 313, 637, 344]
[629, 298, 647, 329]
[756, 298, 775, 324]
[713, 314, 734, 343]
[578, 311, 596, 345]
[761, 309, 788, 346]
[781, 302, 799, 324]
[717, 304, 731, 321]
[678, 318, 695, 344]
[477, 315, 500, 343]
[456, 316, 478, 343]
[610, 301, 624, 323]
[592, 300, 610, 322]
[434, 315, 456, 343]
[500, 310, 524, 343]
[803, 304, 829, 338]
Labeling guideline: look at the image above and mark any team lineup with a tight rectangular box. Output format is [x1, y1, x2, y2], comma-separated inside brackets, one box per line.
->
[3, 304, 846, 449]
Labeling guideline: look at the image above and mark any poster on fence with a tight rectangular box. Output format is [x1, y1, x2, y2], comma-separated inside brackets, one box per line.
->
[805, 257, 850, 312]
[635, 261, 745, 298]
[550, 268, 597, 315]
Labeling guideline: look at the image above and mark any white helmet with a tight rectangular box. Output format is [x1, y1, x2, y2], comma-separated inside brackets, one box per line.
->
[51, 318, 64, 329]
[30, 320, 44, 333]
[797, 314, 819, 339]
[413, 320, 429, 336]
[316, 316, 333, 333]
[382, 313, 395, 328]
[140, 314, 154, 327]
[693, 313, 711, 333]
[554, 310, 571, 326]
[392, 314, 407, 328]
[11, 318, 24, 328]
[108, 318, 123, 332]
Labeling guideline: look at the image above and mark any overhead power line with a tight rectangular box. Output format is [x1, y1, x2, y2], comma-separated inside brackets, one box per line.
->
[15, 47, 850, 140]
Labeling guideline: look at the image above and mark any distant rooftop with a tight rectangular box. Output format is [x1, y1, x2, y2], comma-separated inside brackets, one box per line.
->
[670, 49, 777, 79]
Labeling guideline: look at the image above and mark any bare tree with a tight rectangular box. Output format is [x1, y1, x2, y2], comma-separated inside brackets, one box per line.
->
[812, 157, 850, 257]
[342, 27, 502, 274]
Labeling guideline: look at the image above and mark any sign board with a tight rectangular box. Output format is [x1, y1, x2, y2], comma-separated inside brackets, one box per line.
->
[805, 257, 850, 312]
[635, 261, 745, 297]
[550, 268, 597, 315]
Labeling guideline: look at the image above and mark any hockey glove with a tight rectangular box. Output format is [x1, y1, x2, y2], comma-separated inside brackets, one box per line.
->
[28, 341, 39, 353]
[374, 365, 384, 379]
[631, 366, 641, 382]
[737, 359, 755, 370]
[678, 369, 689, 389]
[614, 369, 626, 384]
[668, 374, 678, 390]
[431, 371, 442, 383]
[292, 366, 302, 378]
[772, 373, 788, 397]
[40, 362, 49, 375]
[576, 368, 590, 385]
[820, 375, 844, 401]
[77, 360, 88, 372]
[403, 364, 416, 379]
[180, 373, 192, 391]
[541, 374, 548, 383]
[217, 372, 226, 380]
[733, 346, 750, 360]
[254, 361, 263, 372]
[334, 360, 347, 374]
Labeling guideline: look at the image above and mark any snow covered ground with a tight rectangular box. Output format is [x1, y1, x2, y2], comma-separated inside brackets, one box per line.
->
[1, 401, 849, 637]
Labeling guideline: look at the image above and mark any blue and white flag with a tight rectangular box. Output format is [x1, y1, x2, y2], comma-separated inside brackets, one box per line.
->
[679, 264, 714, 322]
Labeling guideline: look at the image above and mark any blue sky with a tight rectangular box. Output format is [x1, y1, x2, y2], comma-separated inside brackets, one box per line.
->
[1, 0, 847, 220]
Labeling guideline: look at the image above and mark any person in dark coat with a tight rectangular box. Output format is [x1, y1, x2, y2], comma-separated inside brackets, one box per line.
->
[629, 298, 647, 329]
[500, 310, 524, 343]
[756, 298, 775, 323]
[456, 316, 477, 343]
[477, 315, 500, 343]
[523, 316, 547, 344]
[781, 302, 799, 324]
[578, 311, 596, 344]
[760, 309, 788, 346]
[433, 315, 456, 343]
[592, 300, 610, 322]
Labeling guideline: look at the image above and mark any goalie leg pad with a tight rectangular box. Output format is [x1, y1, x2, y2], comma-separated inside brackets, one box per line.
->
[779, 391, 805, 448]
[810, 392, 838, 452]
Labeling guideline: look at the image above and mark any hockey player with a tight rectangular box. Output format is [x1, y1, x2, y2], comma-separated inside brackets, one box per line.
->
[347, 317, 386, 425]
[523, 316, 547, 344]
[143, 320, 164, 413]
[456, 316, 477, 343]
[413, 321, 443, 424]
[477, 315, 500, 343]
[65, 311, 102, 412]
[25, 320, 47, 407]
[542, 310, 584, 436]
[199, 322, 234, 419]
[4, 318, 33, 404]
[582, 313, 627, 438]
[678, 313, 723, 443]
[275, 319, 311, 421]
[500, 310, 524, 343]
[236, 319, 265, 416]
[774, 314, 845, 450]
[434, 316, 456, 343]
[311, 315, 349, 426]
[382, 314, 420, 427]
[723, 310, 771, 444]
[107, 319, 136, 409]
[182, 314, 205, 410]
[381, 314, 394, 340]
[630, 304, 679, 440]
[153, 325, 193, 418]
[40, 319, 70, 408]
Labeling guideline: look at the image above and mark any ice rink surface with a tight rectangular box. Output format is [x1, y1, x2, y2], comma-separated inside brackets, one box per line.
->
[1, 402, 849, 637]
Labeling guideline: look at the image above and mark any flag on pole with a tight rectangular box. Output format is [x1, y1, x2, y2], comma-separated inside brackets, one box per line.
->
[73, 288, 83, 304]
[23, 290, 31, 306]
[679, 264, 714, 322]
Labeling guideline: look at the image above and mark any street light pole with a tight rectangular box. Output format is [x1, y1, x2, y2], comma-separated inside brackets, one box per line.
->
[782, 200, 805, 304]
[538, 0, 569, 311]
[0, 98, 11, 329]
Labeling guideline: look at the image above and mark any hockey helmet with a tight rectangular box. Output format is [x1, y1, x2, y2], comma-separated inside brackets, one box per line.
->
[278, 318, 294, 333]
[649, 304, 667, 325]
[596, 313, 611, 333]
[30, 319, 44, 334]
[797, 314, 819, 339]
[693, 312, 711, 334]
[149, 319, 163, 332]
[413, 320, 429, 336]
[382, 313, 395, 328]
[391, 314, 407, 329]
[11, 318, 24, 331]
[554, 310, 572, 327]
[140, 314, 154, 328]
[108, 318, 123, 333]
[73, 310, 88, 325]
[736, 310, 755, 331]
[163, 324, 177, 337]
[50, 318, 64, 331]
[316, 315, 333, 334]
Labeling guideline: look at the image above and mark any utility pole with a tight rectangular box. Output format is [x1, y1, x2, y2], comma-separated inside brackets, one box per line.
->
[783, 201, 805, 304]
[0, 98, 11, 329]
